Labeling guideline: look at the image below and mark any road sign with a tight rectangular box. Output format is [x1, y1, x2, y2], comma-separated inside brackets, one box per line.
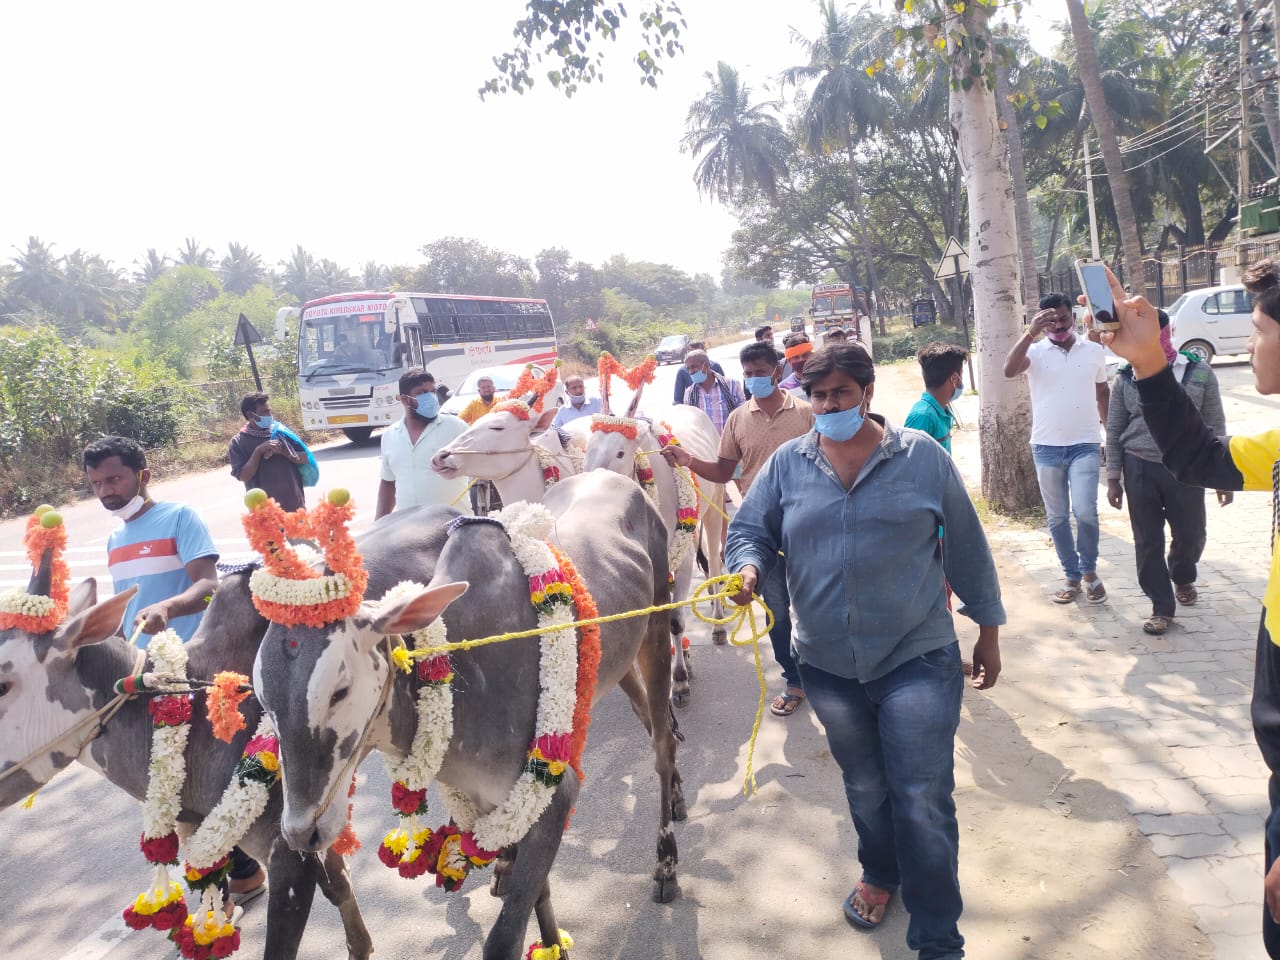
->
[933, 237, 970, 281]
[233, 313, 264, 345]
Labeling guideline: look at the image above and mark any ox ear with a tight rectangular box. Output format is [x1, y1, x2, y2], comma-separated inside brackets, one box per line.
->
[67, 578, 98, 617]
[50, 585, 137, 656]
[365, 581, 470, 638]
[532, 406, 557, 434]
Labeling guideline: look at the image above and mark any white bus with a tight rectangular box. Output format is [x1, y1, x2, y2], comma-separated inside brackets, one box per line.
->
[296, 292, 558, 441]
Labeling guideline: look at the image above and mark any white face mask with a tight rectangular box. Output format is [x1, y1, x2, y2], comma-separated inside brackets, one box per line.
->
[109, 495, 147, 520]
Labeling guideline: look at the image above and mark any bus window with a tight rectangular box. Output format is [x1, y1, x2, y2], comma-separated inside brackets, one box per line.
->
[404, 325, 424, 367]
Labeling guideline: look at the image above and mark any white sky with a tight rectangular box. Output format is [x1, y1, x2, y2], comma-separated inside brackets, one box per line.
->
[1, 1, 1063, 282]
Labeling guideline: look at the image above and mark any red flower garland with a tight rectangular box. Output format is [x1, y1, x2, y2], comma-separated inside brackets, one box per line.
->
[548, 546, 601, 782]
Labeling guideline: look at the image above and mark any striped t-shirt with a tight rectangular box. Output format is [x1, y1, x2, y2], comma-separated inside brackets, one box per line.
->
[107, 501, 218, 643]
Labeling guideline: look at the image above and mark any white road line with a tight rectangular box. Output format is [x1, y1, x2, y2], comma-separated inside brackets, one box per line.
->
[56, 914, 133, 960]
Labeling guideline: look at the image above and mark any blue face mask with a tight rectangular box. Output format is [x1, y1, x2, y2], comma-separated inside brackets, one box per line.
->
[690, 369, 708, 385]
[814, 404, 865, 442]
[950, 381, 965, 404]
[745, 375, 776, 399]
[413, 393, 440, 419]
[254, 414, 273, 429]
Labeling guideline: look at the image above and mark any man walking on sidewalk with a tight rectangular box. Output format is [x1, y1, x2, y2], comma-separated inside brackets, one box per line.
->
[1105, 308, 1232, 634]
[1004, 293, 1110, 604]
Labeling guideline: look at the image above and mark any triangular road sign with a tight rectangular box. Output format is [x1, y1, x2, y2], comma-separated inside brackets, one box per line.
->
[933, 237, 970, 280]
[233, 313, 264, 345]
[940, 237, 967, 259]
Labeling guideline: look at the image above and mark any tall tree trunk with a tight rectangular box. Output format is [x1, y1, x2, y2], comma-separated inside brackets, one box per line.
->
[1066, 0, 1145, 290]
[947, 6, 1038, 512]
[843, 129, 887, 336]
[996, 63, 1039, 322]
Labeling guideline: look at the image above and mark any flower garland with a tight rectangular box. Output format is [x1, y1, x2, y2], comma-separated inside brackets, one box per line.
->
[527, 930, 574, 960]
[589, 414, 639, 440]
[670, 465, 700, 573]
[532, 444, 563, 488]
[242, 488, 368, 628]
[506, 362, 561, 412]
[376, 581, 460, 880]
[440, 503, 585, 854]
[547, 545, 601, 782]
[207, 672, 251, 743]
[596, 352, 657, 391]
[0, 506, 70, 634]
[633, 452, 657, 501]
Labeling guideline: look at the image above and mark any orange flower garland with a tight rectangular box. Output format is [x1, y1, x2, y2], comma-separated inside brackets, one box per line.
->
[505, 362, 561, 412]
[206, 673, 251, 742]
[241, 490, 369, 627]
[0, 508, 70, 634]
[588, 416, 639, 440]
[597, 353, 657, 391]
[547, 545, 601, 782]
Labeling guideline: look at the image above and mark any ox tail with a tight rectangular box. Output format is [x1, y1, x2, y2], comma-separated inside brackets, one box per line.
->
[695, 540, 709, 578]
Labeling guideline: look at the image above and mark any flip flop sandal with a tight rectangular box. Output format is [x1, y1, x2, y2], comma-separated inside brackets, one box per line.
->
[770, 693, 805, 717]
[1175, 584, 1198, 605]
[1084, 579, 1107, 604]
[234, 883, 267, 908]
[1143, 615, 1172, 635]
[843, 882, 893, 929]
[1052, 582, 1081, 604]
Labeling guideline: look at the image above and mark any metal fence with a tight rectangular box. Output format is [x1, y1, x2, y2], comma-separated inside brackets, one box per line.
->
[1037, 245, 1223, 309]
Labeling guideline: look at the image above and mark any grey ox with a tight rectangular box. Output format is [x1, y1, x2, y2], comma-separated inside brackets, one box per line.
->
[0, 552, 374, 960]
[254, 472, 684, 960]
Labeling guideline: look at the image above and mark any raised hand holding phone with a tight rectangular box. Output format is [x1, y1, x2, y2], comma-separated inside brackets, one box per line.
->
[1076, 259, 1119, 331]
[1085, 262, 1167, 377]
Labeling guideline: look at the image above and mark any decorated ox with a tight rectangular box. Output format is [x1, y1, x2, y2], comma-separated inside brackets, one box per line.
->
[250, 471, 681, 960]
[0, 519, 373, 960]
[583, 356, 728, 707]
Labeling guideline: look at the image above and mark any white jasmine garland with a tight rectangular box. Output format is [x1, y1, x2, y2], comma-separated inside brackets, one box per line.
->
[141, 630, 190, 840]
[249, 568, 351, 605]
[668, 464, 699, 574]
[0, 588, 56, 617]
[183, 716, 277, 870]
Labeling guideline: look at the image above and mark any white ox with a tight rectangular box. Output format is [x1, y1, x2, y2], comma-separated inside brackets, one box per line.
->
[581, 387, 727, 707]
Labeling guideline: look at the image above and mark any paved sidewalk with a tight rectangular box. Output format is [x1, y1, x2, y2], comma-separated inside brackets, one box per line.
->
[920, 364, 1273, 959]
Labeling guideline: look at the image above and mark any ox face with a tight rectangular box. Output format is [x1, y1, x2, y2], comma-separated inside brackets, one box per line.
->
[583, 423, 646, 475]
[0, 583, 134, 808]
[431, 407, 553, 482]
[254, 581, 469, 852]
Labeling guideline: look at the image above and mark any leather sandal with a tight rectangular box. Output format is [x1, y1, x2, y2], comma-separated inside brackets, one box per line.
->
[1143, 615, 1172, 635]
[1175, 583, 1198, 605]
[1084, 578, 1107, 604]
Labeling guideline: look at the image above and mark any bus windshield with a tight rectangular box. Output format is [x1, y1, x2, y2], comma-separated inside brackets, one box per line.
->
[834, 294, 854, 313]
[812, 297, 833, 315]
[299, 310, 397, 377]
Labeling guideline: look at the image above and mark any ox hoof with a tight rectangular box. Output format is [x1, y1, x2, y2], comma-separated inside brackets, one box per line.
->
[672, 797, 688, 822]
[651, 876, 680, 904]
[671, 690, 690, 709]
[711, 628, 727, 645]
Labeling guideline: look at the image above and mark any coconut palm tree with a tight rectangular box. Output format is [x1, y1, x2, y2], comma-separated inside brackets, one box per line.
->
[1066, 0, 1145, 288]
[278, 246, 317, 304]
[10, 236, 63, 312]
[681, 61, 791, 204]
[133, 248, 169, 286]
[177, 237, 214, 268]
[315, 259, 356, 293]
[58, 250, 123, 332]
[219, 241, 265, 295]
[782, 0, 890, 331]
[360, 260, 390, 290]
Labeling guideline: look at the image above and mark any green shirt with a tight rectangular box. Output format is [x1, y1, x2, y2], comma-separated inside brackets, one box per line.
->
[904, 391, 955, 453]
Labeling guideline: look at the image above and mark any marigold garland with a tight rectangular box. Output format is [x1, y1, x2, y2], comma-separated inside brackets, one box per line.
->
[597, 352, 657, 391]
[491, 398, 532, 420]
[505, 362, 560, 412]
[207, 672, 251, 743]
[589, 414, 640, 440]
[526, 930, 574, 960]
[548, 545, 601, 782]
[0, 509, 70, 634]
[241, 490, 368, 627]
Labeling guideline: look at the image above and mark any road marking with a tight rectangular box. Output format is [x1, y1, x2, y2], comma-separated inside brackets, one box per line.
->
[57, 914, 132, 960]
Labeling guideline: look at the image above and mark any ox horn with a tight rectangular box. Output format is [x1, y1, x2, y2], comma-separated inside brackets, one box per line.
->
[26, 548, 54, 599]
[625, 378, 646, 419]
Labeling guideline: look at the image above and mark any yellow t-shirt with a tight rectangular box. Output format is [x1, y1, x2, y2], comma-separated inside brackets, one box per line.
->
[459, 396, 497, 425]
[1228, 429, 1280, 641]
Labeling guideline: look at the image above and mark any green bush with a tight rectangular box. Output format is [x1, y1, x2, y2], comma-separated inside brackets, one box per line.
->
[872, 324, 969, 362]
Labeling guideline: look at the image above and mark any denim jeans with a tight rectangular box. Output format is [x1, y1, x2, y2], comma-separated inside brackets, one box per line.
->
[763, 555, 800, 689]
[1032, 443, 1101, 582]
[798, 643, 965, 960]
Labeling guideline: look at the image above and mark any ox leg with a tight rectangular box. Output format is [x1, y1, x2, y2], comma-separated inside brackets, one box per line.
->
[637, 612, 683, 901]
[532, 880, 568, 959]
[701, 498, 728, 645]
[618, 664, 654, 735]
[490, 844, 518, 898]
[670, 555, 695, 706]
[482, 774, 579, 960]
[260, 839, 319, 960]
[313, 847, 374, 960]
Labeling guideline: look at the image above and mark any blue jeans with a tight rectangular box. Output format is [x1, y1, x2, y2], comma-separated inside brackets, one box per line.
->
[798, 644, 965, 960]
[1032, 443, 1101, 582]
[763, 556, 800, 689]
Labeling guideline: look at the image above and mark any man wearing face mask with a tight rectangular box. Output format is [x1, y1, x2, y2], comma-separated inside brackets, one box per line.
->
[551, 374, 603, 427]
[725, 343, 1003, 954]
[661, 340, 814, 717]
[1004, 292, 1111, 605]
[375, 367, 471, 520]
[227, 392, 306, 512]
[778, 332, 813, 400]
[905, 343, 968, 453]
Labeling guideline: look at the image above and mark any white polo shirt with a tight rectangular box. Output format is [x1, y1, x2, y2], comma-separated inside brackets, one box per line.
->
[1024, 337, 1108, 446]
[378, 414, 472, 512]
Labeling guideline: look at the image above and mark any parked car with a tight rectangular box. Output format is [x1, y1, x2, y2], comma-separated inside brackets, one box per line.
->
[1167, 284, 1254, 362]
[655, 334, 691, 364]
[440, 363, 549, 417]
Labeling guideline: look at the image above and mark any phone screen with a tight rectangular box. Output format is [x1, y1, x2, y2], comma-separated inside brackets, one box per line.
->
[1079, 262, 1115, 326]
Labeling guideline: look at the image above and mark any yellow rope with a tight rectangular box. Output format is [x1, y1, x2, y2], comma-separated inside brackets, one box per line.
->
[450, 477, 479, 506]
[693, 480, 732, 522]
[402, 572, 774, 797]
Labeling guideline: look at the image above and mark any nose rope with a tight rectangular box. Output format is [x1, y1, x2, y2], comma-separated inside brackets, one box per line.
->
[447, 447, 542, 505]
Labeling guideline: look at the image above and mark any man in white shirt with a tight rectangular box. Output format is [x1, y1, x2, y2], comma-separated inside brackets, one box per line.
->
[375, 367, 471, 519]
[551, 374, 602, 427]
[1003, 293, 1111, 605]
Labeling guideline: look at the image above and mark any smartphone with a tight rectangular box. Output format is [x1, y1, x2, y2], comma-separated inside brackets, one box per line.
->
[1076, 258, 1119, 331]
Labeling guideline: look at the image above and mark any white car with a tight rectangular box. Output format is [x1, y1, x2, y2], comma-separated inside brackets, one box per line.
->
[439, 363, 552, 417]
[1167, 284, 1254, 363]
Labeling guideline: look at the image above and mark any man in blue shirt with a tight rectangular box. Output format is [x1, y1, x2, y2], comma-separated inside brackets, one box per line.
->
[904, 342, 967, 453]
[672, 340, 725, 404]
[551, 374, 603, 427]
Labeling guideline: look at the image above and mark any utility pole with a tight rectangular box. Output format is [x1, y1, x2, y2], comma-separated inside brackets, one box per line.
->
[1240, 3, 1254, 274]
[1082, 133, 1102, 260]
